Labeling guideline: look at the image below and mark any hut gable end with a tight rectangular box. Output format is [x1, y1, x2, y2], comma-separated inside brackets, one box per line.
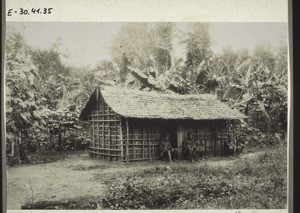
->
[83, 92, 124, 161]
[79, 88, 121, 121]
[89, 95, 120, 121]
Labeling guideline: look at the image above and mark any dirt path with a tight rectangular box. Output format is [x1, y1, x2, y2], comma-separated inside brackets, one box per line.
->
[6, 150, 264, 209]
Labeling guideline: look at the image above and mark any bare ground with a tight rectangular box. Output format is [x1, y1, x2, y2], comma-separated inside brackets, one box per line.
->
[6, 150, 264, 209]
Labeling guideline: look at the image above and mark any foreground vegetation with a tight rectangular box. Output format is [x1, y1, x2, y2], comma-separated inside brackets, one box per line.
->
[22, 144, 287, 210]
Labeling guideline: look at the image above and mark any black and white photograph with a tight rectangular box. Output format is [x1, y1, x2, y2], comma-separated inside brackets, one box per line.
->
[3, 1, 290, 212]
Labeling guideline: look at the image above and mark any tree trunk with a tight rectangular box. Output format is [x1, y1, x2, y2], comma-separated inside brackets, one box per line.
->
[16, 133, 21, 164]
[245, 102, 249, 116]
[169, 49, 174, 68]
[120, 53, 129, 83]
[58, 133, 62, 151]
[58, 125, 63, 151]
[11, 140, 15, 157]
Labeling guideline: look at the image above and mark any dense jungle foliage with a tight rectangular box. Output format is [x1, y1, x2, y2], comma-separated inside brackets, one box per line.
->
[5, 23, 288, 165]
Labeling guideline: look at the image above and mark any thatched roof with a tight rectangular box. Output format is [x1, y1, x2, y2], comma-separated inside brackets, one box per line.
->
[79, 86, 247, 121]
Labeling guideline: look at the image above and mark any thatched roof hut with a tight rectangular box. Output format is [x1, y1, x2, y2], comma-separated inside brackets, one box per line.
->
[80, 86, 246, 161]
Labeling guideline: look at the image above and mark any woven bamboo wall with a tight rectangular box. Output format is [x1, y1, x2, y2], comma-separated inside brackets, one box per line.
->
[186, 120, 232, 157]
[87, 98, 162, 161]
[87, 98, 234, 161]
[88, 96, 123, 161]
[124, 121, 161, 161]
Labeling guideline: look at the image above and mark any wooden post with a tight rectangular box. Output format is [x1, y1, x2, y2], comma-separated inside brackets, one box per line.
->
[119, 125, 124, 161]
[92, 121, 95, 149]
[126, 118, 130, 162]
[101, 98, 105, 159]
[212, 123, 215, 156]
[97, 117, 99, 155]
[177, 121, 184, 160]
[142, 127, 145, 159]
[147, 128, 151, 160]
[96, 85, 99, 102]
[108, 107, 111, 161]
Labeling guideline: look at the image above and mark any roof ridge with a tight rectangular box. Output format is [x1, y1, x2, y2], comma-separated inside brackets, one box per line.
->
[101, 85, 217, 98]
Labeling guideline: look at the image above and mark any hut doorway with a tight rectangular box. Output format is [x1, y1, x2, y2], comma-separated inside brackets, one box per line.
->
[162, 121, 178, 148]
[169, 126, 177, 148]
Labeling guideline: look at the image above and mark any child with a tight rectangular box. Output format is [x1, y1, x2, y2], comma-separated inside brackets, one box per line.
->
[193, 140, 204, 161]
[160, 134, 177, 162]
[183, 132, 195, 162]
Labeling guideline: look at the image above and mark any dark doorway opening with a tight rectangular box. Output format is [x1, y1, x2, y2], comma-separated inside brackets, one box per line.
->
[168, 122, 177, 148]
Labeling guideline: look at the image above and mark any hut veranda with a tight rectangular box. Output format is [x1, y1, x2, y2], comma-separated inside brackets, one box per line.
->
[79, 86, 246, 162]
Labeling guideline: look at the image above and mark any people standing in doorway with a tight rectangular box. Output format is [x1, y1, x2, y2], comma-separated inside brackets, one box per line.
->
[183, 132, 196, 162]
[160, 134, 178, 162]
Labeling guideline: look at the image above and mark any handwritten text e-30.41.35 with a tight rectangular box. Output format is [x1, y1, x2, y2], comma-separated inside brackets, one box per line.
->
[7, 8, 53, 16]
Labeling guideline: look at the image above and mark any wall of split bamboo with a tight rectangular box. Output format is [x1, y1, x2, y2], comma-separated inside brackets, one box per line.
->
[87, 99, 236, 161]
[87, 97, 162, 161]
[176, 120, 234, 158]
[124, 119, 161, 161]
[88, 96, 123, 161]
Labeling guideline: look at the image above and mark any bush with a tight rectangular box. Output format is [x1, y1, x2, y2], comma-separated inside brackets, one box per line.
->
[240, 126, 285, 148]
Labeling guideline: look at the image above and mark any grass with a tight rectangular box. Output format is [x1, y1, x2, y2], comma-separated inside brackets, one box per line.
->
[99, 144, 287, 209]
[22, 144, 287, 210]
